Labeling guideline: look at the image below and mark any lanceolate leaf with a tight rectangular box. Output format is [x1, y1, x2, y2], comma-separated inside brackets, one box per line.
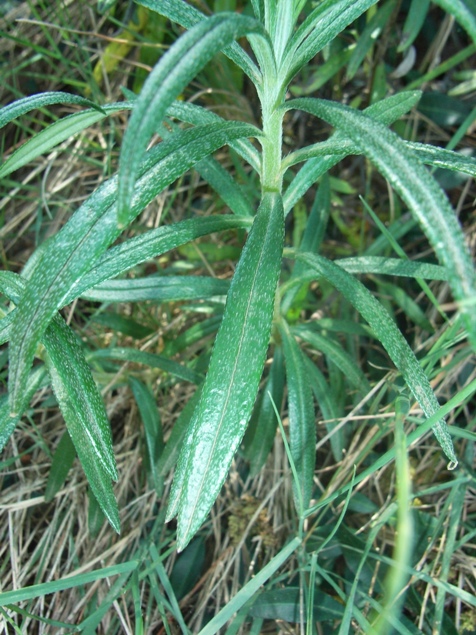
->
[66, 215, 252, 303]
[168, 193, 284, 551]
[42, 315, 118, 480]
[117, 12, 267, 225]
[136, 0, 262, 84]
[297, 252, 458, 467]
[0, 91, 104, 130]
[0, 103, 131, 179]
[9, 121, 258, 415]
[288, 98, 476, 350]
[81, 275, 230, 303]
[279, 320, 316, 512]
[283, 90, 422, 213]
[42, 317, 120, 531]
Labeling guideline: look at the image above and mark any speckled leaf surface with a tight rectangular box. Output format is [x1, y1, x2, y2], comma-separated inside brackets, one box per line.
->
[168, 193, 284, 550]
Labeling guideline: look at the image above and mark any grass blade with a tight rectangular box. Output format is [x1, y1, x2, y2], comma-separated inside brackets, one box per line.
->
[198, 537, 301, 635]
[168, 193, 284, 551]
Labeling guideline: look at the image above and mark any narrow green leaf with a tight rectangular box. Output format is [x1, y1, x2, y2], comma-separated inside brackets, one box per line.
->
[42, 315, 118, 478]
[2, 274, 117, 497]
[89, 347, 202, 385]
[136, 0, 262, 84]
[9, 121, 257, 415]
[296, 252, 458, 467]
[0, 367, 46, 453]
[302, 354, 343, 461]
[283, 90, 422, 213]
[288, 98, 476, 350]
[278, 320, 315, 511]
[398, 0, 431, 51]
[129, 377, 163, 494]
[2, 271, 118, 482]
[168, 193, 284, 551]
[0, 91, 104, 129]
[68, 215, 251, 303]
[194, 157, 254, 217]
[44, 319, 121, 531]
[198, 537, 301, 635]
[0, 562, 138, 605]
[284, 0, 379, 85]
[44, 431, 76, 502]
[117, 12, 265, 225]
[0, 103, 131, 179]
[335, 256, 449, 280]
[405, 141, 476, 178]
[241, 346, 285, 476]
[346, 0, 397, 80]
[432, 0, 476, 44]
[291, 325, 370, 395]
[81, 275, 230, 304]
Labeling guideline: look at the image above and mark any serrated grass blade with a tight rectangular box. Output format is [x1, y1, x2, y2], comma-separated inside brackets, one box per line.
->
[169, 193, 284, 551]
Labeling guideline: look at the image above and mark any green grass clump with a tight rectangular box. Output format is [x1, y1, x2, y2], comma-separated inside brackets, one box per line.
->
[1, 0, 476, 632]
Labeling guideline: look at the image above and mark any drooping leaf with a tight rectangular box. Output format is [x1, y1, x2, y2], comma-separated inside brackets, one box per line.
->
[287, 98, 476, 350]
[284, 90, 422, 212]
[9, 121, 259, 415]
[296, 252, 458, 467]
[0, 103, 131, 179]
[168, 193, 284, 551]
[43, 319, 120, 531]
[0, 91, 104, 129]
[136, 0, 262, 84]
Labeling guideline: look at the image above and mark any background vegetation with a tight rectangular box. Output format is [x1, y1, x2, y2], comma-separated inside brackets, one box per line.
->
[0, 0, 475, 633]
